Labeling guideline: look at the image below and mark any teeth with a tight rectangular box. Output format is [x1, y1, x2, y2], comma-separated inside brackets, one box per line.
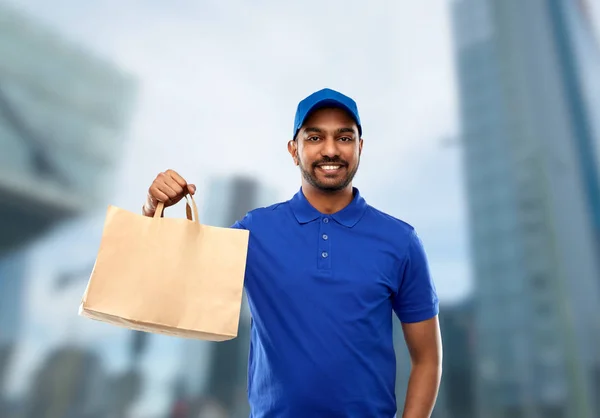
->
[320, 165, 341, 170]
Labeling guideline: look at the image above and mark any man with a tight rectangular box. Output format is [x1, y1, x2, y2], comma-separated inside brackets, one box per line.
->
[143, 88, 442, 417]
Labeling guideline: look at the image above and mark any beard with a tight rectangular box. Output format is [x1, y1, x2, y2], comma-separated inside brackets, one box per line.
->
[298, 155, 360, 193]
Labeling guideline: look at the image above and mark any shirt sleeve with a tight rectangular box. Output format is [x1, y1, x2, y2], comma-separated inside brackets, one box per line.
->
[392, 229, 439, 323]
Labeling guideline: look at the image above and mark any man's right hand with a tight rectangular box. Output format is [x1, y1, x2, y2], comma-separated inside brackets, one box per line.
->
[142, 169, 196, 217]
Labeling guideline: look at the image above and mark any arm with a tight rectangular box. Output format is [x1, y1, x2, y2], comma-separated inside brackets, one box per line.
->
[400, 316, 443, 418]
[392, 229, 441, 418]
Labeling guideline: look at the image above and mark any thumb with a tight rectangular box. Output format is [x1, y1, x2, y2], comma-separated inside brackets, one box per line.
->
[188, 184, 196, 195]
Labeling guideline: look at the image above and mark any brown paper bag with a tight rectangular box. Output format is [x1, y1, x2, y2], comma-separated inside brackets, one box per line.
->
[78, 194, 249, 341]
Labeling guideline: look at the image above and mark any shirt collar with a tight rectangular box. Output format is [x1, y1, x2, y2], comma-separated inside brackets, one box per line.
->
[290, 187, 368, 228]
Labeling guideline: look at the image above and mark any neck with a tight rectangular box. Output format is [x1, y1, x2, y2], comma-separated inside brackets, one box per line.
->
[301, 183, 354, 214]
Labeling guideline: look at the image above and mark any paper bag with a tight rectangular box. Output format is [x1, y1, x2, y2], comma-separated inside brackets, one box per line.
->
[78, 194, 249, 341]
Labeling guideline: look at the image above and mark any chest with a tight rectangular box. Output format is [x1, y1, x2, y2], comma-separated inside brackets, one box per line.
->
[245, 221, 400, 307]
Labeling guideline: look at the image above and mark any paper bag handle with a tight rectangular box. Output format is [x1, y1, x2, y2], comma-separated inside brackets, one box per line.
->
[153, 194, 199, 223]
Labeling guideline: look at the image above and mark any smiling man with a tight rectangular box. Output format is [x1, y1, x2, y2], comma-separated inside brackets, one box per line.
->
[143, 88, 442, 418]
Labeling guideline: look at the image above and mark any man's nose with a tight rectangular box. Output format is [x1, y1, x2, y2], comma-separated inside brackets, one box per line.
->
[321, 137, 339, 158]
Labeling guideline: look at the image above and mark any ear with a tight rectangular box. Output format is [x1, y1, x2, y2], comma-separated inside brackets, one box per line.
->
[288, 140, 299, 166]
[358, 138, 364, 156]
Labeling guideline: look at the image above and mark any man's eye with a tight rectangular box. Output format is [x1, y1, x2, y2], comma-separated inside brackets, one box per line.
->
[308, 136, 320, 141]
[339, 137, 352, 142]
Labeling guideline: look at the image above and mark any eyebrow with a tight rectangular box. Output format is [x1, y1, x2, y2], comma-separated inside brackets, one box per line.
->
[303, 127, 322, 134]
[303, 127, 356, 135]
[336, 127, 356, 135]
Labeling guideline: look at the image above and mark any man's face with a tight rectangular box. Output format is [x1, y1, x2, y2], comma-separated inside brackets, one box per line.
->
[288, 107, 363, 193]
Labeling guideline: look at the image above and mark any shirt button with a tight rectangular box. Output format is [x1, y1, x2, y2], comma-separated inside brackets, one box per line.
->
[323, 218, 329, 223]
[321, 251, 328, 258]
[322, 234, 328, 240]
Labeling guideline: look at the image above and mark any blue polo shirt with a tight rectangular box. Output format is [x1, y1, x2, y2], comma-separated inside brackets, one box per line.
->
[231, 187, 439, 418]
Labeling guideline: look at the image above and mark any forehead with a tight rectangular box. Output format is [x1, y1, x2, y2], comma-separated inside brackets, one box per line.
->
[302, 107, 358, 129]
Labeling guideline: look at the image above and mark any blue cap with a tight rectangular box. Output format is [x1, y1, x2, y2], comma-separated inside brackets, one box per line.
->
[293, 88, 362, 139]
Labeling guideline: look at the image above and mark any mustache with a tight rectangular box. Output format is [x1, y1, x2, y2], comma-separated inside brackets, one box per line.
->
[312, 157, 348, 168]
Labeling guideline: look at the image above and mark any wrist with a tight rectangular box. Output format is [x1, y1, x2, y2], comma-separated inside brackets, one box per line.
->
[142, 203, 155, 217]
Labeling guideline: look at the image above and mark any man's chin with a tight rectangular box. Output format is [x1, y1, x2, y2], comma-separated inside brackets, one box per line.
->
[313, 179, 350, 193]
[301, 167, 353, 192]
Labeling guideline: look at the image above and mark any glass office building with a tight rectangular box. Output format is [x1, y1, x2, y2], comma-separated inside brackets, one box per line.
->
[0, 2, 137, 251]
[0, 3, 136, 415]
[451, 1, 600, 417]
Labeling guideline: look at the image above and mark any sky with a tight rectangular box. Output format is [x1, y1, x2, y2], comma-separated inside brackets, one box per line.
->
[3, 0, 470, 415]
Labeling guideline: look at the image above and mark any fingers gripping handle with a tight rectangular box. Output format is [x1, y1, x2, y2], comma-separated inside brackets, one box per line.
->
[153, 194, 199, 223]
[184, 194, 200, 222]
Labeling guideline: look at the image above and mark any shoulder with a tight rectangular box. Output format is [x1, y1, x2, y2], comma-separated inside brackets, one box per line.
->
[247, 199, 290, 219]
[230, 200, 291, 230]
[364, 204, 418, 242]
[361, 205, 426, 258]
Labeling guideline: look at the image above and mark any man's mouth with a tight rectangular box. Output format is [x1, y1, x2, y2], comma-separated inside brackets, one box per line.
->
[316, 164, 344, 172]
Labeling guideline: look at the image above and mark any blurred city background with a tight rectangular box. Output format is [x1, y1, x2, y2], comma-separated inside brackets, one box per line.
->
[0, 0, 598, 417]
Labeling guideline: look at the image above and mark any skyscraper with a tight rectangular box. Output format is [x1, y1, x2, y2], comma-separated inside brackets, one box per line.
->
[450, 1, 600, 417]
[0, 3, 136, 411]
[437, 299, 475, 418]
[0, 2, 137, 252]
